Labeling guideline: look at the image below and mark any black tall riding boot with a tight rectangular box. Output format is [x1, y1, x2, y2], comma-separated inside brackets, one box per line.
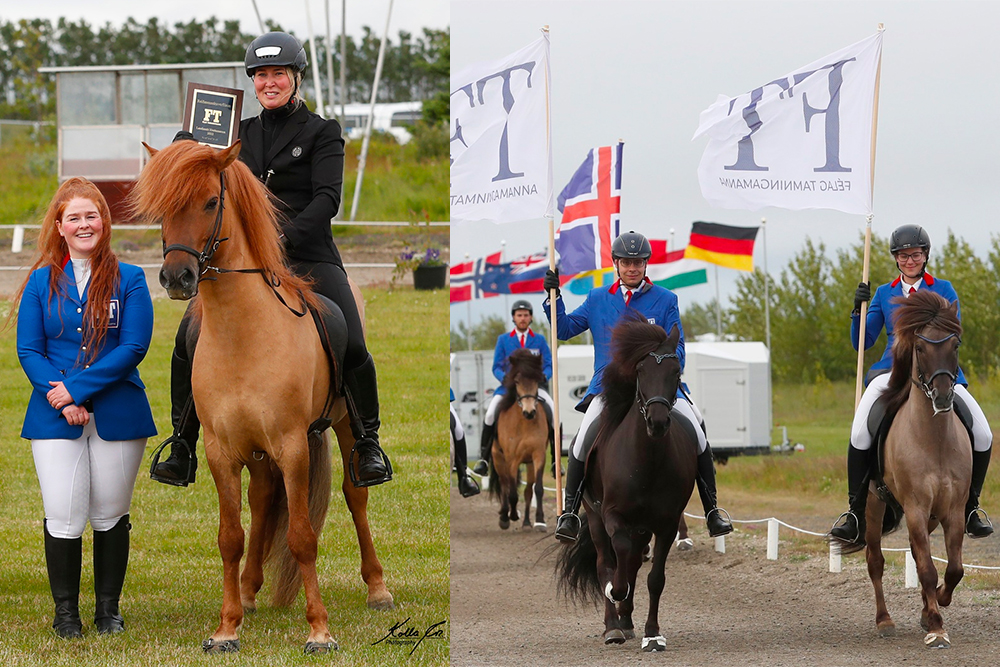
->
[151, 349, 200, 486]
[452, 429, 481, 498]
[695, 445, 733, 537]
[472, 421, 495, 476]
[966, 449, 994, 538]
[554, 454, 586, 544]
[44, 521, 83, 639]
[344, 354, 392, 487]
[93, 515, 130, 634]
[830, 444, 871, 544]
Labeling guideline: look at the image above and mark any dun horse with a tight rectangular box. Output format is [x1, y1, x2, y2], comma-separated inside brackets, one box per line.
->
[860, 290, 970, 649]
[488, 349, 549, 531]
[558, 315, 698, 651]
[131, 140, 393, 653]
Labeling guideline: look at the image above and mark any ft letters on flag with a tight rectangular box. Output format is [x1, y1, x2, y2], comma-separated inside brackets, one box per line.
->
[450, 34, 553, 223]
[694, 31, 882, 215]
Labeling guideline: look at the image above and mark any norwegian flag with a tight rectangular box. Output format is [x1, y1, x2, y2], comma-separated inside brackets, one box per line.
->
[449, 251, 502, 303]
[554, 143, 623, 274]
[476, 251, 550, 294]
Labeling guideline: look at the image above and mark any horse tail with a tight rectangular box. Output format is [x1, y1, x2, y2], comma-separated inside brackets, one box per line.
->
[555, 513, 604, 604]
[267, 429, 333, 607]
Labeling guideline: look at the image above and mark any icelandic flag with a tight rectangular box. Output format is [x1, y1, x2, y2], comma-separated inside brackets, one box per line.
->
[449, 251, 501, 303]
[477, 252, 549, 294]
[554, 143, 623, 274]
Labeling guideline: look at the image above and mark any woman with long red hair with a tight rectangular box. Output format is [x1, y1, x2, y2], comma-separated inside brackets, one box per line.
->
[11, 177, 156, 638]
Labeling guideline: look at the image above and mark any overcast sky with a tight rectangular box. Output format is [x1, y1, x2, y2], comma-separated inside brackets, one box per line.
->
[451, 0, 1000, 332]
[2, 1, 448, 42]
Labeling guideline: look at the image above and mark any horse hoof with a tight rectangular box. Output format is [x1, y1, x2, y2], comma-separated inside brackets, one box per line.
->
[367, 593, 395, 611]
[304, 640, 338, 654]
[534, 522, 547, 532]
[877, 622, 895, 638]
[676, 538, 694, 552]
[622, 628, 635, 640]
[603, 629, 626, 645]
[499, 519, 510, 530]
[242, 605, 256, 615]
[202, 638, 240, 653]
[924, 631, 950, 649]
[641, 635, 667, 652]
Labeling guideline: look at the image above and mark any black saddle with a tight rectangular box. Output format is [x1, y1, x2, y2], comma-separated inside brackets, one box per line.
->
[306, 294, 348, 434]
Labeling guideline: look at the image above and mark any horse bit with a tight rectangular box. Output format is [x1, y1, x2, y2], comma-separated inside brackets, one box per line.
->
[913, 332, 961, 401]
[161, 170, 306, 318]
[636, 350, 678, 420]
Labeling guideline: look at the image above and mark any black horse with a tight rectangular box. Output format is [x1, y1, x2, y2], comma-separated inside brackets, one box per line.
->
[557, 314, 699, 651]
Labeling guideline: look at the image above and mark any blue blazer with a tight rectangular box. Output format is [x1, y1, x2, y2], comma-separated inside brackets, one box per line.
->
[17, 261, 157, 441]
[491, 328, 552, 396]
[851, 272, 967, 386]
[546, 279, 686, 410]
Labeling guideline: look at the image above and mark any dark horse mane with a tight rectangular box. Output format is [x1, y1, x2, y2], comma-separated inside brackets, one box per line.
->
[130, 140, 318, 311]
[883, 290, 962, 417]
[497, 349, 547, 413]
[600, 311, 670, 427]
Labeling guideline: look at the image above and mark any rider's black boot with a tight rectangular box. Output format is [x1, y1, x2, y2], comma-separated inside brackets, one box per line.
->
[44, 521, 83, 639]
[966, 448, 994, 538]
[151, 349, 200, 486]
[695, 444, 733, 537]
[453, 429, 481, 498]
[472, 422, 495, 476]
[344, 354, 392, 487]
[830, 444, 871, 544]
[554, 454, 586, 544]
[93, 515, 130, 634]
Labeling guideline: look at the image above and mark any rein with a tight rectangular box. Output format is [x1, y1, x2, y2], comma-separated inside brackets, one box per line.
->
[912, 332, 961, 401]
[636, 350, 678, 420]
[161, 169, 307, 318]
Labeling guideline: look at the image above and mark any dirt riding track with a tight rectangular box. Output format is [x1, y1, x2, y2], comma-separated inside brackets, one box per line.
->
[451, 487, 1000, 667]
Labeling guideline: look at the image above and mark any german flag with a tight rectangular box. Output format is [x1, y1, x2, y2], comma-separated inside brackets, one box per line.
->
[683, 221, 758, 272]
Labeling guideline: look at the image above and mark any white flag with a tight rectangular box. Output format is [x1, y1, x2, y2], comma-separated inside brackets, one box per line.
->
[693, 31, 883, 215]
[451, 33, 553, 223]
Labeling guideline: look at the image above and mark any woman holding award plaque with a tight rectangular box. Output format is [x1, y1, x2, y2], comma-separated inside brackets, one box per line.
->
[153, 31, 390, 490]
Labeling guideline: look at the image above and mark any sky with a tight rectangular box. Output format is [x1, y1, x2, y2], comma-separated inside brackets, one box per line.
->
[450, 0, 1000, 332]
[2, 1, 449, 43]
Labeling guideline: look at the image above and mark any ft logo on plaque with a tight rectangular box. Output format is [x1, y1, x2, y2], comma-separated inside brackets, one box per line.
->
[182, 83, 244, 149]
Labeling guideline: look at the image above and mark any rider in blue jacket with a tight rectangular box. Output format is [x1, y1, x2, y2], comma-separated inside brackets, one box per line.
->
[472, 299, 556, 476]
[543, 231, 733, 543]
[830, 224, 993, 546]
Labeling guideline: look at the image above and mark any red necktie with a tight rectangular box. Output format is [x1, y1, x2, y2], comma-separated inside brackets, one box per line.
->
[625, 289, 632, 307]
[520, 334, 525, 348]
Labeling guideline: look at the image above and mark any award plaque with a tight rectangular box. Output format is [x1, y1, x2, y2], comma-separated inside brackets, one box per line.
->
[182, 82, 244, 149]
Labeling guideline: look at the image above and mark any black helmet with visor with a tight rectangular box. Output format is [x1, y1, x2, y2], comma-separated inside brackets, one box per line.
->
[245, 32, 308, 77]
[511, 299, 533, 316]
[611, 231, 652, 261]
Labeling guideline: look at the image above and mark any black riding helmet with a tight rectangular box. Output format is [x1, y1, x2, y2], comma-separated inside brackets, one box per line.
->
[245, 31, 308, 78]
[611, 231, 652, 260]
[890, 224, 930, 275]
[511, 299, 533, 316]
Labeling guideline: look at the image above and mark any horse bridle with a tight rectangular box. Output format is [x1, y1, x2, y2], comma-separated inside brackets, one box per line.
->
[160, 169, 306, 318]
[913, 332, 961, 400]
[636, 350, 678, 420]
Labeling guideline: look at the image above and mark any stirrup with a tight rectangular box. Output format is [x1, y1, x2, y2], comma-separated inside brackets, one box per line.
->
[348, 438, 393, 488]
[148, 435, 195, 487]
[830, 511, 863, 543]
[554, 512, 582, 544]
[966, 507, 994, 538]
[706, 507, 733, 537]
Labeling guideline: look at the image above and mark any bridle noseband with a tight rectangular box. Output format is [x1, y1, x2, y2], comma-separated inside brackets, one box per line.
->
[913, 332, 960, 401]
[162, 170, 228, 277]
[636, 350, 678, 421]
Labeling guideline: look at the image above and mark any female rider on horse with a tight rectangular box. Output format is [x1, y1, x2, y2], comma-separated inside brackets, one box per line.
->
[543, 230, 733, 543]
[152, 31, 390, 488]
[830, 224, 993, 546]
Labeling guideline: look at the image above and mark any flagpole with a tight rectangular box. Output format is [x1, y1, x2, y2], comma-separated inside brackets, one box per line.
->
[762, 217, 770, 351]
[465, 253, 473, 351]
[714, 264, 721, 337]
[501, 240, 509, 316]
[855, 23, 884, 409]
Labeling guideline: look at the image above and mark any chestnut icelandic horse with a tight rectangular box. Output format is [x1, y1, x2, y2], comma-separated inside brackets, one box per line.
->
[487, 349, 549, 531]
[131, 140, 393, 653]
[861, 290, 971, 649]
[558, 315, 698, 651]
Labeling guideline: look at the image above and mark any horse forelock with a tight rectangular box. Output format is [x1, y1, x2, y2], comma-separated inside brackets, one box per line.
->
[498, 349, 545, 413]
[601, 313, 670, 427]
[885, 290, 962, 415]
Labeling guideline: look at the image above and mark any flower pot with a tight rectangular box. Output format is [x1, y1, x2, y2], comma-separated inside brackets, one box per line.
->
[413, 263, 447, 290]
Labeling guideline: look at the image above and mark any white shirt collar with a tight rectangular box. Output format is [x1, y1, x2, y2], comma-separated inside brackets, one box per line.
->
[901, 277, 923, 296]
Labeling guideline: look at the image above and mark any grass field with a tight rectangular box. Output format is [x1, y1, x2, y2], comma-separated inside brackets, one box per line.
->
[0, 287, 450, 666]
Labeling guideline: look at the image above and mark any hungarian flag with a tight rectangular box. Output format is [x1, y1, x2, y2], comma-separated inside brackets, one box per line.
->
[566, 244, 707, 294]
[684, 222, 758, 272]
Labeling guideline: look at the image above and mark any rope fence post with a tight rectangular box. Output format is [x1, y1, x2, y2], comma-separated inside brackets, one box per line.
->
[829, 543, 842, 573]
[905, 550, 918, 588]
[714, 536, 725, 554]
[767, 518, 779, 560]
[11, 225, 24, 253]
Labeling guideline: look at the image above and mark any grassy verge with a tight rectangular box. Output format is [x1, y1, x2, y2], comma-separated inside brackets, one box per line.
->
[0, 286, 450, 666]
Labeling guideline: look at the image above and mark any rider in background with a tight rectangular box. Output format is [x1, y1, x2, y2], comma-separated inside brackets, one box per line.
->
[830, 224, 993, 546]
[472, 299, 556, 476]
[451, 389, 481, 498]
[543, 230, 733, 544]
[153, 31, 390, 489]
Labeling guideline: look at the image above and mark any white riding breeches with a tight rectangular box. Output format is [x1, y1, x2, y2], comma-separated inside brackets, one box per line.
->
[571, 394, 708, 460]
[450, 403, 464, 442]
[851, 373, 992, 453]
[32, 414, 146, 539]
[484, 387, 554, 425]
